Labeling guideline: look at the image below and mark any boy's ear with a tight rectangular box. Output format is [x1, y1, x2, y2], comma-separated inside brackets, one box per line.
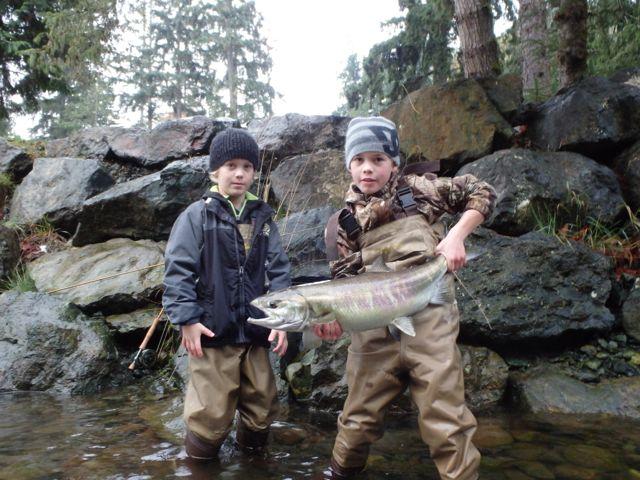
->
[209, 171, 218, 183]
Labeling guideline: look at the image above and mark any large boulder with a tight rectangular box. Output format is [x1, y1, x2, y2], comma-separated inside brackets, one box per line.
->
[477, 73, 523, 121]
[285, 340, 508, 413]
[276, 206, 334, 279]
[27, 238, 165, 315]
[622, 279, 640, 342]
[247, 114, 350, 166]
[457, 229, 616, 348]
[0, 291, 117, 394]
[458, 149, 626, 235]
[383, 79, 513, 172]
[526, 77, 640, 162]
[72, 158, 209, 246]
[109, 116, 238, 168]
[0, 225, 20, 281]
[270, 149, 351, 214]
[9, 157, 114, 233]
[613, 140, 640, 212]
[46, 126, 126, 159]
[509, 366, 640, 418]
[0, 138, 32, 182]
[45, 118, 238, 169]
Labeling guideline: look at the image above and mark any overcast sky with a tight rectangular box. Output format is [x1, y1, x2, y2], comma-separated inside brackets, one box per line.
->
[254, 0, 401, 116]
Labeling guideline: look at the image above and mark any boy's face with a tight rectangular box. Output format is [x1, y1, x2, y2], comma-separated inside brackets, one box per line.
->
[348, 151, 398, 195]
[212, 158, 255, 199]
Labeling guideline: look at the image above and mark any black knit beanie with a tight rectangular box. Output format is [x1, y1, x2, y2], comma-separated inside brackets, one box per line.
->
[208, 128, 260, 172]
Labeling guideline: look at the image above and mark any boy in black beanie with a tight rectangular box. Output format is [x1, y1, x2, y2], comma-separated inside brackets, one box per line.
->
[163, 128, 291, 460]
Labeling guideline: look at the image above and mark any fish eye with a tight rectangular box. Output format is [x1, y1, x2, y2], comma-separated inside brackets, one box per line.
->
[268, 300, 280, 308]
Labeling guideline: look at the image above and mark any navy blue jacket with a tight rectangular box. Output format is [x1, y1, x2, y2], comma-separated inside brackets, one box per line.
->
[162, 191, 291, 348]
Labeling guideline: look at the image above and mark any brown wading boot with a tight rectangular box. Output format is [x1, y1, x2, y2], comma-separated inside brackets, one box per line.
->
[235, 424, 270, 455]
[185, 430, 220, 461]
[324, 457, 365, 479]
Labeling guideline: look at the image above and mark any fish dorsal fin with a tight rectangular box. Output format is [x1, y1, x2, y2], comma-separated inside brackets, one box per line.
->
[368, 256, 392, 273]
[430, 277, 456, 305]
[301, 328, 323, 352]
[391, 316, 416, 337]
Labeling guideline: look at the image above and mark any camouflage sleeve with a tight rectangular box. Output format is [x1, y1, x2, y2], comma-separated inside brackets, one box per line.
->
[329, 224, 363, 279]
[407, 173, 496, 220]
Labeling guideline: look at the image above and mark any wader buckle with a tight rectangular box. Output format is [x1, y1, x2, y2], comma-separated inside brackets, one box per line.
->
[396, 185, 417, 214]
[338, 210, 362, 241]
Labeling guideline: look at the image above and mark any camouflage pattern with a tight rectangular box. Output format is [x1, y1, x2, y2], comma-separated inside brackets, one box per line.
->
[330, 172, 496, 278]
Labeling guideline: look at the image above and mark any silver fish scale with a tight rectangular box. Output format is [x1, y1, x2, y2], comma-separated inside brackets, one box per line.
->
[298, 256, 448, 331]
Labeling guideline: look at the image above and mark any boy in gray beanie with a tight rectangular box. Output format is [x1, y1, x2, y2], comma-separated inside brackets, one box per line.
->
[317, 116, 496, 480]
[163, 128, 291, 461]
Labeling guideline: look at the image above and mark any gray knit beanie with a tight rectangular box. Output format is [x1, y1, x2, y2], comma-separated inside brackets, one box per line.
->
[209, 128, 260, 172]
[344, 116, 400, 169]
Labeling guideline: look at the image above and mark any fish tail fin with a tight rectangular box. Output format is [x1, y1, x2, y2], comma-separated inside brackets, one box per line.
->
[391, 316, 416, 337]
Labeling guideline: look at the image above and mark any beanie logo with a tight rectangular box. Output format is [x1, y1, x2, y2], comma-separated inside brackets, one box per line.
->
[369, 126, 399, 158]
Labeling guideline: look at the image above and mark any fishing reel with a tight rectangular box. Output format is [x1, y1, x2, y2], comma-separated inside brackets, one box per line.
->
[129, 348, 157, 370]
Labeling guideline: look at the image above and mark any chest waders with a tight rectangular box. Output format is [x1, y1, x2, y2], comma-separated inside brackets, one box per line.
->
[330, 214, 481, 480]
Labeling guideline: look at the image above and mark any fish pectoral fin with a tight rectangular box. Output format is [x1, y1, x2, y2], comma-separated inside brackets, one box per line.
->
[430, 278, 456, 305]
[301, 328, 323, 352]
[367, 256, 392, 273]
[391, 316, 416, 337]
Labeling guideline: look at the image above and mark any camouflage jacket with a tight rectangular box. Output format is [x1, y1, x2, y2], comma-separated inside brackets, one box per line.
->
[330, 172, 496, 279]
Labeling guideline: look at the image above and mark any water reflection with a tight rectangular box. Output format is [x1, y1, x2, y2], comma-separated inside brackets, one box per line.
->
[0, 388, 639, 479]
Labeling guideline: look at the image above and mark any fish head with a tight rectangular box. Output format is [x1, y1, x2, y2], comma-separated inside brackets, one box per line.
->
[248, 290, 309, 331]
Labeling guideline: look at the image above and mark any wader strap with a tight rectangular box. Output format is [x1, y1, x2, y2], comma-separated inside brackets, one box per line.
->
[325, 209, 362, 262]
[395, 177, 419, 218]
[339, 209, 362, 240]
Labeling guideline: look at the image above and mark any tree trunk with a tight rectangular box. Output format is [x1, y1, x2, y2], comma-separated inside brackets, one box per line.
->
[227, 44, 237, 119]
[454, 0, 501, 78]
[519, 0, 551, 99]
[555, 0, 588, 89]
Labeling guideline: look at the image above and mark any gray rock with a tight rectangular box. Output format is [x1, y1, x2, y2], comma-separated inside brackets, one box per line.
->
[248, 114, 350, 167]
[0, 291, 117, 394]
[72, 158, 209, 246]
[460, 345, 509, 411]
[458, 149, 626, 235]
[477, 74, 523, 121]
[510, 365, 640, 418]
[110, 116, 238, 168]
[27, 238, 165, 315]
[526, 77, 640, 162]
[622, 279, 640, 342]
[610, 67, 640, 88]
[383, 79, 513, 171]
[285, 339, 508, 413]
[612, 140, 640, 211]
[46, 126, 126, 159]
[270, 149, 351, 214]
[457, 229, 616, 348]
[105, 308, 163, 334]
[276, 206, 334, 279]
[9, 157, 114, 233]
[0, 225, 20, 281]
[0, 138, 32, 181]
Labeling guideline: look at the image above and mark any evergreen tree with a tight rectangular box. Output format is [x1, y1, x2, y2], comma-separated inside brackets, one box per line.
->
[32, 74, 115, 138]
[0, 0, 116, 123]
[213, 0, 274, 122]
[118, 0, 163, 129]
[587, 0, 640, 77]
[336, 0, 457, 114]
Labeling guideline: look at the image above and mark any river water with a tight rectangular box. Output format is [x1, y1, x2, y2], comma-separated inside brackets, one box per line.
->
[1, 386, 639, 480]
